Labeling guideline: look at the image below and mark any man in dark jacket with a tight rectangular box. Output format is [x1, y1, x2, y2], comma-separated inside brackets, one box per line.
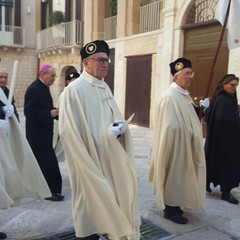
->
[24, 64, 64, 201]
[0, 68, 19, 121]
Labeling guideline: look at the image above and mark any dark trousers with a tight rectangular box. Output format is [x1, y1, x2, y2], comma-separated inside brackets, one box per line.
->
[164, 205, 181, 215]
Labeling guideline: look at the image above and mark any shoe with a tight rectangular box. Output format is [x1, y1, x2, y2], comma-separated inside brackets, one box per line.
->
[164, 213, 188, 224]
[177, 208, 183, 216]
[164, 208, 183, 216]
[0, 232, 7, 239]
[164, 206, 183, 216]
[221, 193, 239, 204]
[45, 193, 64, 202]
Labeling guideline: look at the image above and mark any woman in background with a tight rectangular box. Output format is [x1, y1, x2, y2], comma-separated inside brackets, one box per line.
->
[205, 74, 240, 204]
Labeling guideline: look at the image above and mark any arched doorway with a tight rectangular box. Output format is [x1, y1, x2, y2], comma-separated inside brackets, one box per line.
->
[65, 66, 79, 86]
[58, 65, 79, 94]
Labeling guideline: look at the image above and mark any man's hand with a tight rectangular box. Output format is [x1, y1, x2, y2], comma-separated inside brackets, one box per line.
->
[0, 119, 9, 135]
[118, 122, 128, 134]
[112, 122, 128, 138]
[51, 108, 59, 118]
[112, 125, 122, 138]
[200, 98, 210, 108]
[2, 105, 14, 118]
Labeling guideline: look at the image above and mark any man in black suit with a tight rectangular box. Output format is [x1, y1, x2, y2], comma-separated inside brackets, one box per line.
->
[0, 68, 19, 121]
[24, 64, 64, 201]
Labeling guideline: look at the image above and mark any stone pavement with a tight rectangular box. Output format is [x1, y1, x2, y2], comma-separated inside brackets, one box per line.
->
[1, 109, 240, 239]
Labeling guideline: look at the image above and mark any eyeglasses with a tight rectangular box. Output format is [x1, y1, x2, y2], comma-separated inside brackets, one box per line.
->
[87, 57, 111, 64]
[175, 71, 194, 78]
[47, 74, 57, 78]
[183, 71, 194, 77]
[227, 83, 238, 87]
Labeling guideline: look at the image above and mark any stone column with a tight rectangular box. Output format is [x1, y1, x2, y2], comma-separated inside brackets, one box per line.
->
[84, 0, 106, 43]
[117, 0, 141, 38]
[126, 0, 141, 36]
[116, 0, 127, 38]
[161, 1, 177, 89]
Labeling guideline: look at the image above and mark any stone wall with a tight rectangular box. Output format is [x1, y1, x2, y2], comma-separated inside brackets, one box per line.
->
[0, 48, 38, 107]
[38, 48, 81, 104]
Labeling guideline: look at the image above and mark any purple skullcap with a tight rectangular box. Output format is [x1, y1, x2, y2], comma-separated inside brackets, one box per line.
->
[39, 64, 53, 73]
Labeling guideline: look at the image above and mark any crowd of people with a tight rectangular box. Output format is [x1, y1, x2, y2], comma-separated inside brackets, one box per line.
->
[1, 40, 240, 239]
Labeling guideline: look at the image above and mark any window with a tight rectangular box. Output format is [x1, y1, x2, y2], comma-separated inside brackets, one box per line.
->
[0, 0, 13, 30]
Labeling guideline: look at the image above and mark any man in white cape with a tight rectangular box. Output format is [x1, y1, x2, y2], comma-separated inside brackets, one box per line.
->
[0, 87, 51, 239]
[148, 57, 206, 225]
[59, 40, 140, 240]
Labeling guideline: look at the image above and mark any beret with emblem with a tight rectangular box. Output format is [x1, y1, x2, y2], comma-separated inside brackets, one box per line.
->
[80, 40, 110, 60]
[65, 72, 80, 81]
[169, 57, 192, 76]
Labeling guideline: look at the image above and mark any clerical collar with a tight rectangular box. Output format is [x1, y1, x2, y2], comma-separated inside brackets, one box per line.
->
[81, 70, 105, 89]
[39, 78, 48, 87]
[170, 82, 189, 95]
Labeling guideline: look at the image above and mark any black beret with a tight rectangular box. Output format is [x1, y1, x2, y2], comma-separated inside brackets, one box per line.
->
[80, 40, 110, 60]
[169, 57, 192, 76]
[65, 72, 80, 81]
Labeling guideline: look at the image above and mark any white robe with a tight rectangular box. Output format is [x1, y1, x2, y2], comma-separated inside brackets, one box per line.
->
[53, 120, 65, 162]
[148, 84, 206, 211]
[0, 170, 13, 209]
[0, 88, 51, 209]
[58, 70, 140, 239]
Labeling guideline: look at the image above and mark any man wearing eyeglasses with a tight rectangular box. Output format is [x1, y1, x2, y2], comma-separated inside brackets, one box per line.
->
[58, 40, 140, 240]
[149, 57, 206, 224]
[24, 65, 64, 202]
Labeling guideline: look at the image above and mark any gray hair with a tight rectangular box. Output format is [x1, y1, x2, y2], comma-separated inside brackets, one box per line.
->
[0, 68, 8, 74]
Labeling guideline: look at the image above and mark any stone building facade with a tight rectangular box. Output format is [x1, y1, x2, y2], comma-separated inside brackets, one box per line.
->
[0, 0, 38, 107]
[1, 0, 240, 128]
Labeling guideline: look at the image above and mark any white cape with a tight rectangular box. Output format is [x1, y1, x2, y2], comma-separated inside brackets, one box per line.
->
[148, 86, 206, 210]
[0, 88, 51, 209]
[59, 70, 140, 239]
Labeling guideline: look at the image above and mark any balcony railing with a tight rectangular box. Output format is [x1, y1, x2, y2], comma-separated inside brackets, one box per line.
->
[104, 1, 164, 40]
[0, 25, 25, 47]
[37, 20, 83, 51]
[140, 0, 164, 33]
[104, 15, 117, 40]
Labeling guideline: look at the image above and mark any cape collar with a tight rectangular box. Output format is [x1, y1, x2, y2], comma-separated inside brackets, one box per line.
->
[170, 82, 189, 95]
[81, 70, 105, 89]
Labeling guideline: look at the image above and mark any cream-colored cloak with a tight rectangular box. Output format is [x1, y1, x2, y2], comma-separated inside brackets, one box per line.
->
[53, 120, 65, 162]
[58, 70, 140, 239]
[0, 88, 51, 209]
[148, 85, 206, 211]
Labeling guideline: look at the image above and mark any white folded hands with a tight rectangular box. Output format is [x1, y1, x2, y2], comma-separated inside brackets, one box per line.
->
[2, 105, 14, 118]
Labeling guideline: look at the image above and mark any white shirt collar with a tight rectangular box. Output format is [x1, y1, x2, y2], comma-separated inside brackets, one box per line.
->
[39, 78, 48, 87]
[170, 82, 189, 95]
[81, 70, 105, 89]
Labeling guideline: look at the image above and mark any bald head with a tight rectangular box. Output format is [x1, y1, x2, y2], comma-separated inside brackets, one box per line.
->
[0, 68, 8, 89]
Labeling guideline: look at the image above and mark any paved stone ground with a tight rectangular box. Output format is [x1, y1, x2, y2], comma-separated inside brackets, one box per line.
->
[1, 109, 240, 239]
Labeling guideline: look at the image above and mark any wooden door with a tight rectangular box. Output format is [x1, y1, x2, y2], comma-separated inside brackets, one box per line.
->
[184, 23, 229, 101]
[184, 23, 229, 137]
[125, 55, 152, 127]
